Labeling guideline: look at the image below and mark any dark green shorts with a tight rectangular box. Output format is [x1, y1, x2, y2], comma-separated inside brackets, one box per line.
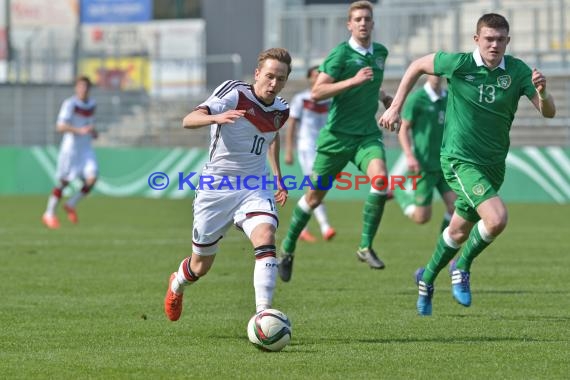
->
[403, 169, 451, 207]
[312, 129, 386, 188]
[441, 155, 505, 222]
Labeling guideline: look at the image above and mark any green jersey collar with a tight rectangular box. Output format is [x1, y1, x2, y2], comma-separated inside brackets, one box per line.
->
[472, 48, 505, 70]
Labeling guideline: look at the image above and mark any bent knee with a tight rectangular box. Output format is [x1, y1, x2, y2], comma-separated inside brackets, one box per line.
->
[371, 174, 388, 190]
[411, 213, 431, 224]
[412, 207, 431, 224]
[305, 191, 323, 208]
[448, 228, 470, 243]
[414, 216, 431, 225]
[484, 216, 508, 236]
[250, 225, 276, 244]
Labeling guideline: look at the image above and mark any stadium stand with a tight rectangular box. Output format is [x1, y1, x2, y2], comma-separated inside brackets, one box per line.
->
[1, 0, 568, 148]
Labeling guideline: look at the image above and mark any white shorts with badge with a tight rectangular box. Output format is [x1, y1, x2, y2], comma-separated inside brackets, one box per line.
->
[192, 186, 278, 255]
[56, 148, 98, 182]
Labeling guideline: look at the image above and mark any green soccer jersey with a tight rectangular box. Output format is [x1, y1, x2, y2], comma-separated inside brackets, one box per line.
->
[401, 84, 447, 171]
[434, 50, 536, 165]
[319, 41, 388, 136]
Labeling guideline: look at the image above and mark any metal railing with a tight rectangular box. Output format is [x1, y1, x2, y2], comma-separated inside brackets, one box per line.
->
[1, 0, 569, 147]
[0, 54, 242, 147]
[267, 0, 570, 77]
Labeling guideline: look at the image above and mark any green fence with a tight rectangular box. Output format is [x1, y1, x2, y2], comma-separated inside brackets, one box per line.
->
[2, 146, 569, 203]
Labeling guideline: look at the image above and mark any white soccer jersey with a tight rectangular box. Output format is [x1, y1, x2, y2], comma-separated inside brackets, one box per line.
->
[198, 80, 289, 177]
[55, 95, 98, 181]
[289, 89, 330, 152]
[57, 95, 97, 154]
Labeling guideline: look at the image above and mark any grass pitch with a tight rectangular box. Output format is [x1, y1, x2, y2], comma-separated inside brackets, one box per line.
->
[1, 196, 569, 379]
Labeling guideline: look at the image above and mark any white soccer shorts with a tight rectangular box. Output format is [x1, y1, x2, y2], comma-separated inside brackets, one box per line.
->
[191, 187, 278, 255]
[56, 148, 98, 182]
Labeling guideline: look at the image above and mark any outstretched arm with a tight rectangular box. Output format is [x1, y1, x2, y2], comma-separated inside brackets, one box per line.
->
[182, 108, 246, 129]
[311, 67, 374, 101]
[529, 68, 556, 118]
[378, 53, 436, 132]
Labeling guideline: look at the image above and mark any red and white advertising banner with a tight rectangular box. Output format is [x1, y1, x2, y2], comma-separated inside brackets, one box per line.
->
[10, 0, 78, 27]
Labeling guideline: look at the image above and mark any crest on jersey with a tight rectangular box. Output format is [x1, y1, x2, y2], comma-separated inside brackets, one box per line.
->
[497, 75, 511, 89]
[273, 112, 284, 129]
[375, 58, 385, 70]
[472, 184, 485, 196]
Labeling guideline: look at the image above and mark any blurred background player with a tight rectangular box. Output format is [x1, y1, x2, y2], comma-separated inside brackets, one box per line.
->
[379, 13, 556, 316]
[164, 48, 291, 321]
[42, 76, 98, 229]
[279, 0, 393, 282]
[284, 65, 336, 243]
[393, 74, 456, 231]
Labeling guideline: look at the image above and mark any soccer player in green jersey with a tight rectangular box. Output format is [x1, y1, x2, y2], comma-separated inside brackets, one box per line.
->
[379, 13, 556, 315]
[394, 75, 456, 231]
[279, 0, 393, 282]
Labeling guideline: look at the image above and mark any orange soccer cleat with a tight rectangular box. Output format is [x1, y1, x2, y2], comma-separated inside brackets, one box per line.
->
[63, 204, 78, 224]
[164, 272, 184, 321]
[299, 229, 317, 243]
[322, 227, 336, 241]
[42, 214, 60, 229]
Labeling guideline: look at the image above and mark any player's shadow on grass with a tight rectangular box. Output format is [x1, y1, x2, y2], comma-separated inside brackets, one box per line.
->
[272, 336, 563, 348]
[397, 289, 569, 296]
[477, 289, 569, 295]
[213, 336, 566, 352]
[444, 313, 570, 323]
[488, 315, 570, 322]
[350, 335, 567, 344]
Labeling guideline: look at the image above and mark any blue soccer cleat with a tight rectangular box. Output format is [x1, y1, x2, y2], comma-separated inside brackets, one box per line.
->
[415, 267, 434, 316]
[451, 267, 472, 307]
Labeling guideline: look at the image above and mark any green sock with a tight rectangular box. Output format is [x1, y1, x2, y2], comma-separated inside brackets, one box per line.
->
[359, 192, 387, 249]
[440, 213, 452, 232]
[456, 223, 492, 272]
[422, 233, 460, 284]
[281, 205, 312, 255]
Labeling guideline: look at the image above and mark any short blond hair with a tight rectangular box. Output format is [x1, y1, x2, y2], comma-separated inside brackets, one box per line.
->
[257, 47, 292, 76]
[76, 75, 92, 88]
[348, 0, 374, 21]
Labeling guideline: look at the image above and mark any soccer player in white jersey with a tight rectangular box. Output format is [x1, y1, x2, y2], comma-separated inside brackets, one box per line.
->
[284, 65, 336, 243]
[42, 76, 98, 229]
[164, 48, 291, 322]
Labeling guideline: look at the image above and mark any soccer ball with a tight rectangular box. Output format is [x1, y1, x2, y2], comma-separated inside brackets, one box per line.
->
[247, 309, 292, 352]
